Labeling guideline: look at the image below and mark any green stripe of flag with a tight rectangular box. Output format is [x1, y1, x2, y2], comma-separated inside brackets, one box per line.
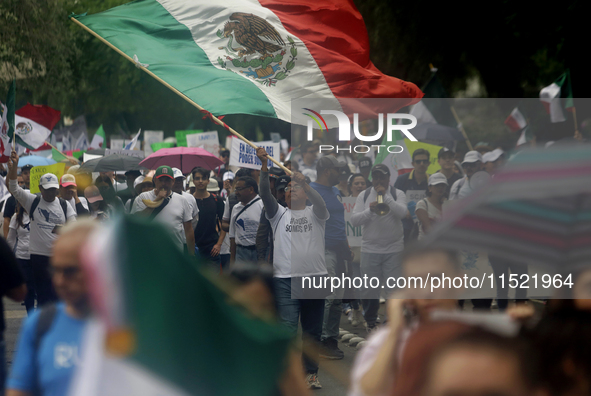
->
[74, 0, 277, 119]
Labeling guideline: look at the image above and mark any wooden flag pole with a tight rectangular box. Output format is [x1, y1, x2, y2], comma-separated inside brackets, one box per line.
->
[45, 141, 80, 165]
[450, 106, 473, 150]
[70, 17, 292, 175]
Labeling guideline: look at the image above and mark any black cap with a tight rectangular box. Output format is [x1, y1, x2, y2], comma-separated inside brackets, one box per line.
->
[316, 155, 346, 171]
[21, 164, 33, 171]
[276, 175, 291, 191]
[358, 156, 372, 169]
[269, 166, 286, 179]
[220, 148, 230, 156]
[371, 164, 390, 176]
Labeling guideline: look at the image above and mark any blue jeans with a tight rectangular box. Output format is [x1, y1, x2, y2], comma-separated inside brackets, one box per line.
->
[273, 278, 324, 374]
[17, 259, 36, 314]
[322, 249, 343, 341]
[360, 251, 403, 327]
[220, 254, 231, 271]
[235, 246, 258, 265]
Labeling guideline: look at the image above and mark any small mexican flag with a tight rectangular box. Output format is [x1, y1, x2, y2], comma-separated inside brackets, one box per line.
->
[539, 70, 574, 123]
[51, 148, 69, 162]
[72, 215, 292, 396]
[89, 125, 106, 149]
[14, 103, 61, 149]
[504, 106, 527, 132]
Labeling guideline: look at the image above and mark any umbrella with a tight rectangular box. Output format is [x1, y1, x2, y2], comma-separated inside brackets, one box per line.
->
[79, 154, 146, 173]
[411, 123, 464, 142]
[18, 155, 56, 167]
[422, 143, 591, 271]
[139, 147, 223, 174]
[86, 148, 106, 156]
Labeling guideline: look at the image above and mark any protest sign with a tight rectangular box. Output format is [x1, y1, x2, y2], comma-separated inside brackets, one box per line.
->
[30, 163, 66, 194]
[110, 139, 124, 150]
[151, 142, 175, 152]
[175, 130, 202, 148]
[229, 139, 280, 170]
[105, 149, 144, 158]
[144, 131, 163, 156]
[342, 197, 362, 247]
[186, 131, 220, 156]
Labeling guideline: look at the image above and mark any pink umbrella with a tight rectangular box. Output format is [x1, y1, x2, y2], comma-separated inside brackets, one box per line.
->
[139, 147, 224, 174]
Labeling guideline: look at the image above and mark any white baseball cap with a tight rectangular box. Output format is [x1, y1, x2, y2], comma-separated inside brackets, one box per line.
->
[172, 167, 184, 179]
[223, 171, 235, 182]
[428, 173, 449, 186]
[462, 151, 483, 165]
[39, 173, 59, 189]
[482, 148, 504, 163]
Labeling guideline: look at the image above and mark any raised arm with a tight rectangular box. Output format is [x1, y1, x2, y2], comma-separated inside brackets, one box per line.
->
[6, 151, 35, 212]
[256, 147, 279, 218]
[294, 172, 328, 220]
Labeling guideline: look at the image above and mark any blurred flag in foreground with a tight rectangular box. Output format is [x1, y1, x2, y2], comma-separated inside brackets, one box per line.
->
[72, 215, 292, 396]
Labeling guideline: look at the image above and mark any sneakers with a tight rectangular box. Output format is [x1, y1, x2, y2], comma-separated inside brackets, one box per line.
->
[319, 338, 344, 360]
[351, 308, 365, 327]
[305, 373, 322, 390]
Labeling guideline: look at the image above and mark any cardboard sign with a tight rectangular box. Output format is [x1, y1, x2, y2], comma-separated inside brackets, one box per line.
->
[110, 139, 124, 150]
[143, 131, 163, 156]
[30, 163, 66, 194]
[342, 196, 362, 247]
[229, 139, 280, 170]
[105, 149, 144, 158]
[186, 131, 220, 156]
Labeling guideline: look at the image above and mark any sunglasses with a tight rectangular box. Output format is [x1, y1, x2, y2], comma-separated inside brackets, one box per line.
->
[414, 159, 430, 165]
[285, 185, 303, 192]
[235, 186, 251, 191]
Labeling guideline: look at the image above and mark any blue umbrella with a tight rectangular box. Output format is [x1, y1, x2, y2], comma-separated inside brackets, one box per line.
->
[18, 155, 56, 167]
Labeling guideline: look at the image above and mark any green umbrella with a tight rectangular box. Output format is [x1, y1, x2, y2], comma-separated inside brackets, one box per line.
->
[79, 154, 146, 173]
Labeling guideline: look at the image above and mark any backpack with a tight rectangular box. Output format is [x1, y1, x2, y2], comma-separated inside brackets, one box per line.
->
[29, 196, 68, 222]
[363, 186, 397, 204]
[33, 303, 58, 396]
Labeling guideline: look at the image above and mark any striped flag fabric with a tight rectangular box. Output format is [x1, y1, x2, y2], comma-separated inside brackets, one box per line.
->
[89, 125, 106, 149]
[373, 128, 413, 185]
[14, 103, 61, 149]
[71, 215, 292, 396]
[539, 70, 574, 123]
[124, 129, 142, 150]
[71, 0, 422, 124]
[504, 106, 527, 132]
[409, 73, 457, 128]
[0, 81, 16, 163]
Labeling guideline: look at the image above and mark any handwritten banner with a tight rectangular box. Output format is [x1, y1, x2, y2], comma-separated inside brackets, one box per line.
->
[30, 163, 66, 194]
[105, 149, 144, 158]
[229, 139, 280, 170]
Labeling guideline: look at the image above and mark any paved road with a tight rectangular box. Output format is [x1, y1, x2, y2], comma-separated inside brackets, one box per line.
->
[3, 298, 381, 395]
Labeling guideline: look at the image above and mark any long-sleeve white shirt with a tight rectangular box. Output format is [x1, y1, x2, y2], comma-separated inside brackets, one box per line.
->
[8, 179, 76, 256]
[350, 187, 407, 254]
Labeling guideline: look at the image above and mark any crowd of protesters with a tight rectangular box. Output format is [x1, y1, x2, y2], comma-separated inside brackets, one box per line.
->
[1, 138, 590, 396]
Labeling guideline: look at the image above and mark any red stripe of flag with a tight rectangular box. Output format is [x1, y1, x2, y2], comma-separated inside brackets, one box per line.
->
[258, 0, 423, 111]
[15, 103, 61, 131]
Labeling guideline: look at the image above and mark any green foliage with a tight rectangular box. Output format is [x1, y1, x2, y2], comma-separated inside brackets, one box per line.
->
[273, 53, 283, 63]
[290, 47, 297, 58]
[262, 56, 273, 69]
[249, 58, 262, 68]
[275, 72, 287, 80]
[285, 61, 295, 71]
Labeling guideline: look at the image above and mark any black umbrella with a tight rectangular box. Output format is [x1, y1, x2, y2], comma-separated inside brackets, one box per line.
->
[85, 148, 106, 156]
[411, 123, 464, 142]
[79, 154, 146, 173]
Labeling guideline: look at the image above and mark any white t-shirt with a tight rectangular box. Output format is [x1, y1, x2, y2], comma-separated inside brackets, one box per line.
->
[221, 233, 230, 255]
[181, 191, 199, 220]
[449, 177, 472, 200]
[415, 198, 442, 240]
[8, 180, 77, 257]
[8, 213, 30, 260]
[131, 190, 192, 250]
[229, 195, 264, 247]
[67, 197, 89, 215]
[268, 205, 329, 278]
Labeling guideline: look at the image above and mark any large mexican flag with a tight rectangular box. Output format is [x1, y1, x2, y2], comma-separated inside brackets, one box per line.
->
[71, 0, 422, 123]
[72, 215, 293, 396]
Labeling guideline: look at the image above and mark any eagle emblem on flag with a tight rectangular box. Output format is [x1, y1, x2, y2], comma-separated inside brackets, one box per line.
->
[216, 13, 298, 87]
[16, 121, 33, 136]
